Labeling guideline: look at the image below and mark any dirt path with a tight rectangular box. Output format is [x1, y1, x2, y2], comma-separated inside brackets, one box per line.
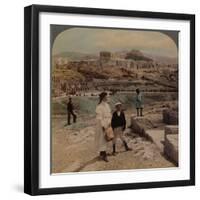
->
[52, 106, 175, 173]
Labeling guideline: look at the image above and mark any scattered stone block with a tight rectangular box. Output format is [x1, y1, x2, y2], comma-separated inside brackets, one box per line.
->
[163, 109, 178, 125]
[164, 134, 178, 165]
[130, 116, 154, 136]
[164, 125, 178, 140]
[146, 129, 165, 152]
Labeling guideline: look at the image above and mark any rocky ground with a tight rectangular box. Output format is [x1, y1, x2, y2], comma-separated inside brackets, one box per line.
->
[51, 101, 177, 173]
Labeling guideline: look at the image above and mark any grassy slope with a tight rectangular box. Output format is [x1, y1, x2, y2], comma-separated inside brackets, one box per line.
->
[52, 93, 177, 115]
[52, 94, 134, 115]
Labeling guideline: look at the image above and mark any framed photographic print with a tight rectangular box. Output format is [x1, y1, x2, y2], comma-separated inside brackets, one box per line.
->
[24, 4, 195, 195]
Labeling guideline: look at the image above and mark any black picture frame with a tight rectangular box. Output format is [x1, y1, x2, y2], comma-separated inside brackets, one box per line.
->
[24, 4, 195, 196]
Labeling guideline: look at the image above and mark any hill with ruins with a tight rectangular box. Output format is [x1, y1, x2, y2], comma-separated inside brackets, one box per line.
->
[52, 49, 178, 97]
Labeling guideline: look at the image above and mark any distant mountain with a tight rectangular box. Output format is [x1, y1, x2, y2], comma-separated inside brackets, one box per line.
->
[53, 51, 98, 61]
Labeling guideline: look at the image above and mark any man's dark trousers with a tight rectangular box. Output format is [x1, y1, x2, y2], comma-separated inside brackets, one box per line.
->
[68, 111, 77, 125]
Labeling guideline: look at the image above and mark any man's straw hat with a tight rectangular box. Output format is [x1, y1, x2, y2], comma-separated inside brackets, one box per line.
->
[115, 102, 122, 107]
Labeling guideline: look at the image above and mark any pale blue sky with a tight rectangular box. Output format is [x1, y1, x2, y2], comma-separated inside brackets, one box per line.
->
[52, 27, 177, 58]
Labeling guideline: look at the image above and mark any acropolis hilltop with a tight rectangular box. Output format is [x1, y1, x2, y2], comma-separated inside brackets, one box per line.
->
[52, 50, 178, 97]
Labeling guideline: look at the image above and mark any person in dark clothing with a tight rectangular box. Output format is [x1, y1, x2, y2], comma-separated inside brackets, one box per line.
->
[67, 97, 77, 125]
[111, 102, 132, 155]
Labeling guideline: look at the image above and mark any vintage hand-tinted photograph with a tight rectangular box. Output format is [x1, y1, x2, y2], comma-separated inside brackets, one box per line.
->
[51, 26, 178, 174]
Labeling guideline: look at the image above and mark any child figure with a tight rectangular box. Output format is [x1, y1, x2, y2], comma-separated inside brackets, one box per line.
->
[111, 102, 132, 155]
[135, 88, 144, 117]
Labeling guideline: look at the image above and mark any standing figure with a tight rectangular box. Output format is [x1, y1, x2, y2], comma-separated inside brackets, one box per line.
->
[67, 97, 77, 125]
[135, 88, 144, 117]
[95, 92, 112, 162]
[111, 102, 132, 155]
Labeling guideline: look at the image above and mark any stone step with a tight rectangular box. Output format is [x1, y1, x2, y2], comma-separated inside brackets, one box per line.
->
[130, 115, 155, 136]
[146, 127, 179, 165]
[145, 129, 165, 152]
[164, 125, 178, 140]
[164, 134, 178, 165]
